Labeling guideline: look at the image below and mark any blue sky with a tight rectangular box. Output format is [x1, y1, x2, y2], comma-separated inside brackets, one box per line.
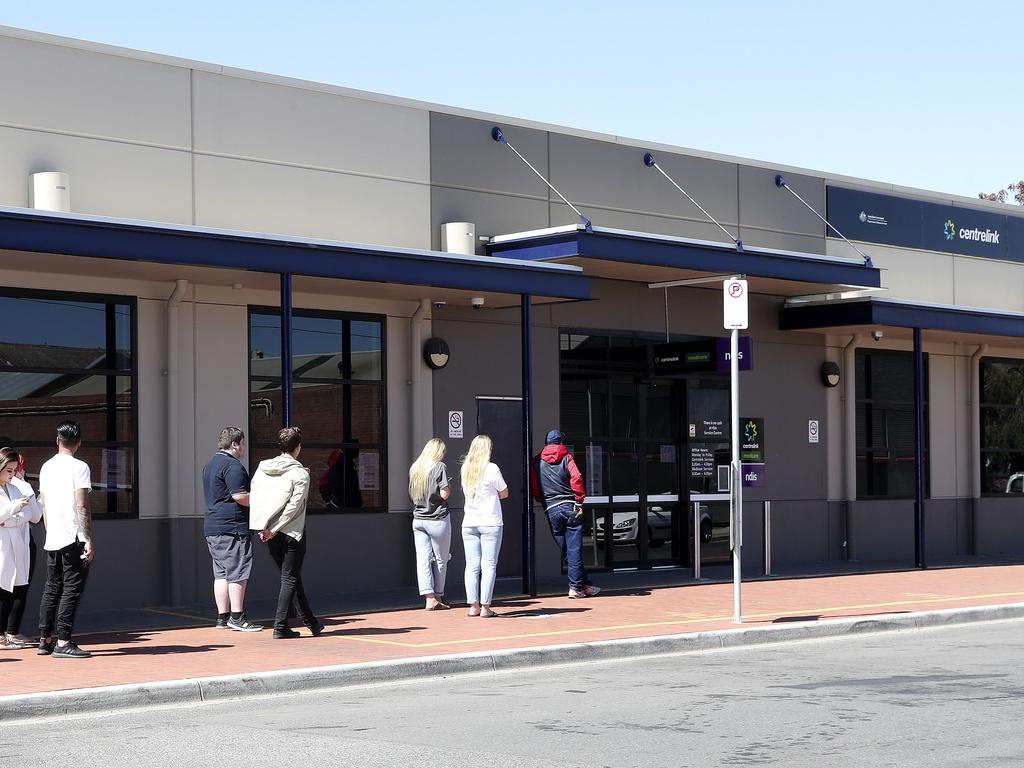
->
[2, 1, 1020, 200]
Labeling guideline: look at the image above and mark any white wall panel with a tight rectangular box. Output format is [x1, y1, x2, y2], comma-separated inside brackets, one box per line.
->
[192, 302, 249, 516]
[0, 126, 192, 221]
[136, 298, 166, 519]
[194, 154, 429, 247]
[953, 256, 1024, 312]
[928, 353, 957, 499]
[827, 240, 955, 304]
[0, 35, 190, 146]
[193, 72, 429, 181]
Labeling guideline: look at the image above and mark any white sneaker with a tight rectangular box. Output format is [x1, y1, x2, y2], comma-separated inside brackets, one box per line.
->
[568, 588, 587, 599]
[583, 585, 602, 597]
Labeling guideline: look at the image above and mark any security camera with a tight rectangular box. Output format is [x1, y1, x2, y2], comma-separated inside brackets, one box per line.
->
[433, 300, 446, 309]
[871, 330, 884, 341]
[471, 297, 485, 309]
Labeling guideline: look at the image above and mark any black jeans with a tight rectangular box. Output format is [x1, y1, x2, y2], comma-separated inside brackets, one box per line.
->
[267, 534, 315, 631]
[0, 535, 36, 635]
[38, 541, 89, 642]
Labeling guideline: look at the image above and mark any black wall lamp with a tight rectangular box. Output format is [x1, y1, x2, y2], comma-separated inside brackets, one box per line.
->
[423, 337, 450, 370]
[820, 361, 841, 388]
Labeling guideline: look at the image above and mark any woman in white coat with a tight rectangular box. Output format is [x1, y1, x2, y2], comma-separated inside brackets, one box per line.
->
[0, 448, 43, 648]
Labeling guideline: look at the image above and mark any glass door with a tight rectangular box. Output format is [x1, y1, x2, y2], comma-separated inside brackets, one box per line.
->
[686, 377, 732, 569]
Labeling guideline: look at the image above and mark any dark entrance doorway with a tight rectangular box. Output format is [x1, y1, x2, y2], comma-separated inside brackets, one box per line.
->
[476, 396, 524, 579]
[560, 332, 734, 572]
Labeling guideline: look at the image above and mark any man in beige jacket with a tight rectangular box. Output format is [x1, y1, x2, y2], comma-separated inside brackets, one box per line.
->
[249, 426, 324, 639]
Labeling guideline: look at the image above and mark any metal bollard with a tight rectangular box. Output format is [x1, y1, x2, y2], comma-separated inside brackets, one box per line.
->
[763, 500, 772, 576]
[692, 501, 701, 580]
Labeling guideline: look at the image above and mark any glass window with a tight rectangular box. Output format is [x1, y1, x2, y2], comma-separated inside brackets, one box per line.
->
[560, 376, 609, 440]
[249, 308, 386, 512]
[855, 349, 928, 498]
[0, 291, 136, 519]
[980, 358, 1024, 493]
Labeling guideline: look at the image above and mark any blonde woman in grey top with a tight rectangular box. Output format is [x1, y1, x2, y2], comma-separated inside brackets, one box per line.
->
[409, 438, 452, 610]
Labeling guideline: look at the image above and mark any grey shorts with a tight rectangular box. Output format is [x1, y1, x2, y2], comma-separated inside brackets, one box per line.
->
[205, 533, 253, 583]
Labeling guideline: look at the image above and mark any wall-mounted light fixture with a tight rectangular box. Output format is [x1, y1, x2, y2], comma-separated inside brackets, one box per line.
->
[423, 337, 451, 370]
[820, 361, 841, 388]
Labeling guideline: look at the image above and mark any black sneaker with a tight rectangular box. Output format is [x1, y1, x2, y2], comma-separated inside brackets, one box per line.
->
[307, 619, 326, 637]
[226, 615, 264, 632]
[273, 627, 301, 639]
[52, 642, 92, 659]
[215, 616, 230, 630]
[37, 639, 55, 656]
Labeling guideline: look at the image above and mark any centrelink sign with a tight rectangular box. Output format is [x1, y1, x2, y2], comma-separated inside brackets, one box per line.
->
[828, 187, 1023, 262]
[944, 217, 999, 244]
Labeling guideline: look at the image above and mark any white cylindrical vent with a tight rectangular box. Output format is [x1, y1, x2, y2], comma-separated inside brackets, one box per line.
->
[441, 222, 476, 256]
[29, 172, 71, 212]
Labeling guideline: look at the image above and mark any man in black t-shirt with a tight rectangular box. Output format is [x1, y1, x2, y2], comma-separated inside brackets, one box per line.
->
[202, 427, 262, 632]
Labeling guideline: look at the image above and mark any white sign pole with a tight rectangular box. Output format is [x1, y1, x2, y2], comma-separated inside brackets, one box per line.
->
[723, 278, 747, 624]
[730, 327, 743, 623]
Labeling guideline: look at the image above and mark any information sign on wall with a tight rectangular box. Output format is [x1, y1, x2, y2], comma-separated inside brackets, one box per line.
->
[448, 410, 464, 438]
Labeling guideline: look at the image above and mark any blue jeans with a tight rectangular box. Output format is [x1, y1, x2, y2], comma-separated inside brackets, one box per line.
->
[463, 526, 503, 605]
[546, 502, 586, 591]
[412, 517, 452, 597]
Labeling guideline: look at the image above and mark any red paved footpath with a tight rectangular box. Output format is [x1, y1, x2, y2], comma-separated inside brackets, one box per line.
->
[3, 565, 1023, 698]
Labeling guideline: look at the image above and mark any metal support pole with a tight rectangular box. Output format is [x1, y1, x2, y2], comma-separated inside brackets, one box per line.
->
[521, 294, 536, 596]
[280, 272, 294, 427]
[731, 328, 743, 622]
[692, 501, 701, 580]
[913, 327, 926, 568]
[763, 501, 772, 576]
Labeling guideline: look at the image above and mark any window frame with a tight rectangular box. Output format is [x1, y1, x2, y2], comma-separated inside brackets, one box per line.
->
[0, 287, 138, 520]
[247, 306, 388, 514]
[979, 356, 1024, 496]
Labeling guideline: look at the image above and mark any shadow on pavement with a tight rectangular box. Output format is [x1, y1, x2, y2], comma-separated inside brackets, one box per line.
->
[336, 626, 427, 636]
[93, 643, 233, 657]
[499, 607, 591, 618]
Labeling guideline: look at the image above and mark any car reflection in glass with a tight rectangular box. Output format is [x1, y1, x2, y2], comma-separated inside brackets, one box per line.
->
[592, 504, 719, 547]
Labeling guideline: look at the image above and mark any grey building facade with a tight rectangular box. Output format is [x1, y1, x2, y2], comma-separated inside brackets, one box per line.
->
[0, 25, 1022, 624]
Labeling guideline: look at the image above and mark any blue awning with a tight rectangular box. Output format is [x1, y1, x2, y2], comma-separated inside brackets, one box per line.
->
[487, 225, 881, 296]
[781, 297, 1024, 339]
[0, 206, 591, 300]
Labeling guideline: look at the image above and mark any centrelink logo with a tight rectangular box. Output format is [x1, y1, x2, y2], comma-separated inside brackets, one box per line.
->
[944, 217, 1000, 245]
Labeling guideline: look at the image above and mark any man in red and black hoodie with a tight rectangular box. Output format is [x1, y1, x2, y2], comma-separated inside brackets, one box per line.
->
[530, 430, 601, 598]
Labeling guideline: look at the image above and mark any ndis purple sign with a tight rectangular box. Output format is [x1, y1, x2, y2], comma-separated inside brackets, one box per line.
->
[716, 336, 752, 372]
[742, 463, 765, 487]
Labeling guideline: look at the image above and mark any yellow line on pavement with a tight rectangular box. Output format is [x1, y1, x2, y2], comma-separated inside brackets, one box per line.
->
[334, 591, 1024, 649]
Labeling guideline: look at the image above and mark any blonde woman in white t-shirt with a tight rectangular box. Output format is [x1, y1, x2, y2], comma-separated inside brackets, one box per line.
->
[460, 435, 508, 618]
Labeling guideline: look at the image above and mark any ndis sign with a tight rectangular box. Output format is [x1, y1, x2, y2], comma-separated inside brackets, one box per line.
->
[715, 336, 752, 372]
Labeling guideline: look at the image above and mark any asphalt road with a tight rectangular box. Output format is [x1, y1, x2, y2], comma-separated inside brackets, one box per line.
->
[3, 619, 1024, 767]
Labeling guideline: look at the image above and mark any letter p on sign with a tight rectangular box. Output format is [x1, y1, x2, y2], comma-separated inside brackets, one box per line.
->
[723, 279, 748, 330]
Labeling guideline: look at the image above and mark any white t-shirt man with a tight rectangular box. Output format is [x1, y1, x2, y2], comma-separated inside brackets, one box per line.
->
[461, 463, 508, 528]
[39, 453, 92, 551]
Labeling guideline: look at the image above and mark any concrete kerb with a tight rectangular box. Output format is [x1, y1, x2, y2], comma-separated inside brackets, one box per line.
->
[4, 601, 1024, 723]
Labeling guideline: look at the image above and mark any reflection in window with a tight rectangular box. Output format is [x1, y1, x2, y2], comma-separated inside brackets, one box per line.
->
[249, 308, 386, 512]
[980, 358, 1024, 493]
[0, 291, 136, 518]
[855, 349, 928, 498]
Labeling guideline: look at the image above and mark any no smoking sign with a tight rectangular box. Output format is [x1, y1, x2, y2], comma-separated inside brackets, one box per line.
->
[448, 410, 464, 438]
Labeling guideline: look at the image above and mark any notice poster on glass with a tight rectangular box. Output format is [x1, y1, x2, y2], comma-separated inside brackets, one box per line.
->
[585, 444, 604, 497]
[101, 448, 126, 490]
[358, 452, 380, 491]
